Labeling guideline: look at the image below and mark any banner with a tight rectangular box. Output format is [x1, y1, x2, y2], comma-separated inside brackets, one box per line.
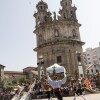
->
[84, 78, 92, 90]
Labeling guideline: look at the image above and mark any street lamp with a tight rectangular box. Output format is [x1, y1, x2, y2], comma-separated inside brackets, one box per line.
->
[76, 51, 85, 77]
[37, 55, 44, 80]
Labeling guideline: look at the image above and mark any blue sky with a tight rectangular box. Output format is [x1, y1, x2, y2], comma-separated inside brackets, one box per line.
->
[0, 0, 100, 71]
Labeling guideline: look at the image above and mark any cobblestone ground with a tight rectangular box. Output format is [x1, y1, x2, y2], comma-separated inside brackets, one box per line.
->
[33, 93, 100, 100]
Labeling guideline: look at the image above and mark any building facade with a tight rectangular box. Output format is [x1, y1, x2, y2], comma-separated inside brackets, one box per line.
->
[86, 64, 100, 75]
[83, 44, 100, 74]
[33, 0, 85, 78]
[83, 44, 100, 66]
[0, 65, 38, 86]
[0, 64, 5, 87]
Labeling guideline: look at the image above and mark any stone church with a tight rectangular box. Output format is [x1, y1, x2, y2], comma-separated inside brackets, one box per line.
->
[33, 0, 85, 79]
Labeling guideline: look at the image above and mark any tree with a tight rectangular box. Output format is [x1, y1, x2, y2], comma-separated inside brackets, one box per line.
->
[18, 76, 29, 85]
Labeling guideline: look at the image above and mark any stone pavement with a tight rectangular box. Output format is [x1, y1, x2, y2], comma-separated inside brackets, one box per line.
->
[33, 93, 100, 100]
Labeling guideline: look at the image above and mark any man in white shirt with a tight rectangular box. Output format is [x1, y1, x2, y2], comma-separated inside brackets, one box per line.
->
[47, 74, 67, 100]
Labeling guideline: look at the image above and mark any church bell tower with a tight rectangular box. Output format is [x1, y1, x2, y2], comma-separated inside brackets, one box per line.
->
[33, 0, 85, 78]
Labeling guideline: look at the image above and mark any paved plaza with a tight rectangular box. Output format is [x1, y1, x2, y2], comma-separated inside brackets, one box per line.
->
[34, 93, 100, 100]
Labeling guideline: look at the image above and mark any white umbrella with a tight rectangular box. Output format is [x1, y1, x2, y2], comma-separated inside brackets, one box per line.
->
[46, 63, 66, 74]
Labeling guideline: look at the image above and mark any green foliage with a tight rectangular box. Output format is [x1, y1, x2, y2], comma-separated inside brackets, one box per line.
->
[7, 82, 12, 85]
[12, 79, 17, 85]
[4, 85, 13, 91]
[3, 81, 13, 91]
[18, 76, 29, 84]
[3, 75, 30, 91]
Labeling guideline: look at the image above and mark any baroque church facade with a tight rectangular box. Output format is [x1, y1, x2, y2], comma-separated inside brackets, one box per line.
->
[33, 0, 85, 78]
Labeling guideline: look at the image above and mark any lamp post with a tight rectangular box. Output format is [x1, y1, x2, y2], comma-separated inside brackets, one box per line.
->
[76, 51, 84, 77]
[37, 55, 44, 80]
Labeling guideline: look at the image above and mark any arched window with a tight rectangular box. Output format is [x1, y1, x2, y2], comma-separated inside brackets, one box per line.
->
[65, 2, 67, 6]
[77, 55, 81, 62]
[66, 10, 68, 18]
[44, 16, 47, 21]
[57, 56, 62, 63]
[91, 69, 93, 73]
[87, 70, 89, 74]
[63, 13, 66, 19]
[38, 16, 40, 20]
[40, 6, 42, 9]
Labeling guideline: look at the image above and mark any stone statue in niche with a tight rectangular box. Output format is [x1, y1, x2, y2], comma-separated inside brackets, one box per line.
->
[72, 29, 77, 38]
[53, 11, 56, 20]
[54, 29, 59, 37]
[71, 10, 76, 19]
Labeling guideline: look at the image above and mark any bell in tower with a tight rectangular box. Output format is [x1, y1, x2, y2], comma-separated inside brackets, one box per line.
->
[34, 0, 52, 26]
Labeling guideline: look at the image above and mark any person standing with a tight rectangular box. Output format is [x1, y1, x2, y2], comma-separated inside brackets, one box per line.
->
[73, 78, 86, 100]
[47, 74, 67, 100]
[41, 76, 52, 100]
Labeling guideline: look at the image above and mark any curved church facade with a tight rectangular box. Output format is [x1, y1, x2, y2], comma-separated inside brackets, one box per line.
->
[33, 0, 85, 79]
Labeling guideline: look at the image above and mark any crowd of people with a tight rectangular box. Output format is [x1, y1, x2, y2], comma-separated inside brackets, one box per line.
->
[31, 74, 100, 100]
[0, 74, 99, 100]
[0, 81, 33, 100]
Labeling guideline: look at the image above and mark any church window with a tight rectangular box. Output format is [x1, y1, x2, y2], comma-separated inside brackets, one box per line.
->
[96, 69, 98, 73]
[38, 16, 40, 20]
[77, 55, 81, 62]
[87, 54, 90, 56]
[94, 65, 96, 68]
[87, 70, 89, 74]
[41, 6, 43, 9]
[89, 62, 91, 64]
[57, 56, 62, 63]
[63, 13, 66, 19]
[91, 69, 93, 73]
[88, 58, 90, 60]
[66, 10, 68, 18]
[65, 2, 67, 5]
[44, 16, 47, 21]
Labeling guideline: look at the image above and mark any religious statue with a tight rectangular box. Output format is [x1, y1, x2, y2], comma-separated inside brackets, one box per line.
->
[53, 66, 56, 75]
[53, 11, 56, 20]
